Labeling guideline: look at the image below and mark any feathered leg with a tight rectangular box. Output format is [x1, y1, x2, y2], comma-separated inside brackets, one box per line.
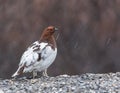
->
[31, 71, 38, 83]
[33, 71, 37, 79]
[42, 69, 48, 77]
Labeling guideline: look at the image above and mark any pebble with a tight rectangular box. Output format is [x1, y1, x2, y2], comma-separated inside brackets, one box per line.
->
[0, 73, 120, 93]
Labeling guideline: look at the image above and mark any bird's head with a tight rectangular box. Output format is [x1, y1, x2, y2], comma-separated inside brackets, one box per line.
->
[44, 26, 58, 35]
[40, 26, 58, 41]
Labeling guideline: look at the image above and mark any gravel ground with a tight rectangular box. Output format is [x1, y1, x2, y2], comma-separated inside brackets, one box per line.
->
[0, 72, 120, 93]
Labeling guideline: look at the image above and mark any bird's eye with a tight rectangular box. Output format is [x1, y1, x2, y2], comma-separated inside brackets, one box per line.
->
[48, 29, 53, 32]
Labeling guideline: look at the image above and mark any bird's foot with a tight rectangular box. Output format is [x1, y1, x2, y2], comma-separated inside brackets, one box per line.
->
[42, 75, 49, 79]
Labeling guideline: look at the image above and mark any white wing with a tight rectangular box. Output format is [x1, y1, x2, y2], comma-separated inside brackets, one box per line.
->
[12, 41, 49, 77]
[19, 41, 48, 68]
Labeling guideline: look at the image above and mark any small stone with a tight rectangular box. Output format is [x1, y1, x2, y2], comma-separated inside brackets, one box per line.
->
[30, 79, 38, 84]
[0, 89, 4, 93]
[0, 73, 120, 93]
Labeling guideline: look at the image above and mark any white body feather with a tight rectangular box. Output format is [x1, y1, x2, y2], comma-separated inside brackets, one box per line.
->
[12, 41, 57, 77]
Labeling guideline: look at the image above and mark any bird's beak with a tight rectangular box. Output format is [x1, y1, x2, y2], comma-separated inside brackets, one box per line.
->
[55, 27, 58, 31]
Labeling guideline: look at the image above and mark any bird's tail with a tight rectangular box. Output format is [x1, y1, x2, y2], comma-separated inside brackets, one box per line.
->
[12, 66, 24, 77]
[12, 71, 19, 77]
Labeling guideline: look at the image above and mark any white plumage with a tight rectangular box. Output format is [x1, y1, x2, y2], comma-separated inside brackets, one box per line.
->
[12, 26, 58, 78]
[12, 41, 57, 77]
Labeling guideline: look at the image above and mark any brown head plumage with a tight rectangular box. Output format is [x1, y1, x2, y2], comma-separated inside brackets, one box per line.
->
[40, 26, 58, 49]
[40, 26, 58, 40]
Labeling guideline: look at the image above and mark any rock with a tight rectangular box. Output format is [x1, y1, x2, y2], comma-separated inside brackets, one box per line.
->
[0, 73, 120, 93]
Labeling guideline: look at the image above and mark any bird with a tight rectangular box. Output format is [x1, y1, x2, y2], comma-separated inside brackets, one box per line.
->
[12, 26, 58, 78]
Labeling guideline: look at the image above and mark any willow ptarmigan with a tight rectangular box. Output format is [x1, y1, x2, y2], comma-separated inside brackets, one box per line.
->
[12, 26, 58, 78]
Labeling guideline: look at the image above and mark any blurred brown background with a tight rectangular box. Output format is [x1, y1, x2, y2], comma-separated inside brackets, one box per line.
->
[0, 0, 120, 78]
